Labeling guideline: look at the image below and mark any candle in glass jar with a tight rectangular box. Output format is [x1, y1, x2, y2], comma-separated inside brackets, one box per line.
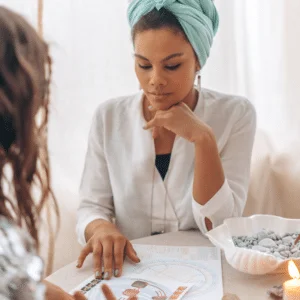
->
[283, 261, 300, 300]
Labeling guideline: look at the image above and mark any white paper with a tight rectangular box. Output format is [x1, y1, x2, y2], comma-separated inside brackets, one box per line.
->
[70, 245, 223, 299]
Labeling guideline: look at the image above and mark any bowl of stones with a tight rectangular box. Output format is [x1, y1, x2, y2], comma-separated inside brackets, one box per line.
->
[206, 214, 300, 275]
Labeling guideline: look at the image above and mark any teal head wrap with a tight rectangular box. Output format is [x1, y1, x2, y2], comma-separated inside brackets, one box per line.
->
[128, 0, 219, 68]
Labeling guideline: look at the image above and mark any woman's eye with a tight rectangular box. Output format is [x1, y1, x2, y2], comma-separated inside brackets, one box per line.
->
[165, 64, 181, 71]
[138, 64, 152, 70]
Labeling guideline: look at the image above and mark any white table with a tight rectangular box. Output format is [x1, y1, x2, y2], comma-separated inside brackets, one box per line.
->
[46, 231, 287, 299]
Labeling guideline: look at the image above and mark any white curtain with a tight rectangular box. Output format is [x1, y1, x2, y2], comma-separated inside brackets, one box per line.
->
[1, 0, 300, 271]
[203, 0, 288, 139]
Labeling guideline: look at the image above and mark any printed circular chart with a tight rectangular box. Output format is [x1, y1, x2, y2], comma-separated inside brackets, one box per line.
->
[86, 278, 172, 300]
[131, 260, 218, 298]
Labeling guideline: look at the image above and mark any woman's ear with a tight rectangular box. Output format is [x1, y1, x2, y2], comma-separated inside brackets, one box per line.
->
[195, 62, 201, 73]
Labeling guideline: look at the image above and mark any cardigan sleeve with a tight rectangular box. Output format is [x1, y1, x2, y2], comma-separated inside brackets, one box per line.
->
[76, 107, 114, 245]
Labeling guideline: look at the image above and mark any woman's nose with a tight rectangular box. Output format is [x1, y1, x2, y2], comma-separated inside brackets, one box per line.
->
[149, 69, 167, 88]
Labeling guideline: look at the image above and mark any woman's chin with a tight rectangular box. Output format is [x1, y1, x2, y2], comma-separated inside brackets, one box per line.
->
[152, 103, 173, 111]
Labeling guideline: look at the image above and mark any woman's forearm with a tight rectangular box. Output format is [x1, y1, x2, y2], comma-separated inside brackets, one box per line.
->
[193, 132, 225, 204]
[193, 132, 225, 230]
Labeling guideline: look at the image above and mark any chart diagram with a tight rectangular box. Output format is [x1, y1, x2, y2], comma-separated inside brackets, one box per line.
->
[71, 245, 223, 300]
[129, 259, 217, 298]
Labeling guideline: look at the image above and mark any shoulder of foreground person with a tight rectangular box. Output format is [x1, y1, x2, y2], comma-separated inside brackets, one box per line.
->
[0, 216, 45, 299]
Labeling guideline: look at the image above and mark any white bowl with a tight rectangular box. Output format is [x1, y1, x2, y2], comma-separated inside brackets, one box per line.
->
[206, 214, 300, 275]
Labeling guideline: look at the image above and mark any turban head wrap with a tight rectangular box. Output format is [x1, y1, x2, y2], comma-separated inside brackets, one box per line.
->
[128, 0, 219, 68]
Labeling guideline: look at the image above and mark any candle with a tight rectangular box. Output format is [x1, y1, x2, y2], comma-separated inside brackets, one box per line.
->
[283, 261, 300, 300]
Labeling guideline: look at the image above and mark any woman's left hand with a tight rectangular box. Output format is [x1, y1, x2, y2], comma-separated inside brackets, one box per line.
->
[143, 102, 212, 143]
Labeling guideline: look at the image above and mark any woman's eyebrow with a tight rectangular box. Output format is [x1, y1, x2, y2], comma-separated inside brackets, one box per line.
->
[134, 52, 184, 62]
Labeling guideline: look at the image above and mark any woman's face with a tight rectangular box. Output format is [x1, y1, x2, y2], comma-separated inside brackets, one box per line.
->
[134, 28, 200, 111]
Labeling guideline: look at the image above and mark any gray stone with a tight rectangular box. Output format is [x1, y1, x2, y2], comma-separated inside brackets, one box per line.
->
[259, 238, 277, 248]
[291, 247, 298, 253]
[233, 230, 300, 259]
[273, 252, 281, 258]
[277, 244, 287, 252]
[279, 251, 289, 258]
[237, 242, 246, 248]
[282, 236, 294, 245]
[257, 231, 269, 241]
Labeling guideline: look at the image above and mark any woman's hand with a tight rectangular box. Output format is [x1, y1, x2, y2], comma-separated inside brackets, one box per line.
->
[44, 281, 86, 300]
[76, 220, 140, 280]
[143, 102, 212, 143]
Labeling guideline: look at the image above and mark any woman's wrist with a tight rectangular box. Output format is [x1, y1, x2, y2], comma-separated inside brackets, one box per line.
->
[84, 219, 113, 242]
[191, 126, 215, 147]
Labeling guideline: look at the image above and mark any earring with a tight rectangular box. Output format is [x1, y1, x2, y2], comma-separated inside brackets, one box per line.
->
[197, 71, 201, 92]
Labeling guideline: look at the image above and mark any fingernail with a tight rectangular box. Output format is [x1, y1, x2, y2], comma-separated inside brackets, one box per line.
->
[114, 269, 119, 277]
[104, 272, 109, 279]
[102, 266, 105, 273]
[95, 271, 101, 279]
[76, 261, 80, 268]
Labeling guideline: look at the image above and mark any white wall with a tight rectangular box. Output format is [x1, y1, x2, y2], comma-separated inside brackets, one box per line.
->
[285, 0, 300, 136]
[44, 0, 138, 189]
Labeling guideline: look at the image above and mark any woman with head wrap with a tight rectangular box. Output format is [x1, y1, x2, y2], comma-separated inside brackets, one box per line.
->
[77, 0, 256, 282]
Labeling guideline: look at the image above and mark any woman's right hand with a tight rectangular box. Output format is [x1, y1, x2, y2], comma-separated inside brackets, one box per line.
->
[44, 281, 86, 300]
[101, 284, 117, 300]
[76, 220, 140, 280]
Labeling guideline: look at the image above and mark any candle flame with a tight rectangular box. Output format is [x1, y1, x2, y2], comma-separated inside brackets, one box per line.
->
[288, 260, 300, 279]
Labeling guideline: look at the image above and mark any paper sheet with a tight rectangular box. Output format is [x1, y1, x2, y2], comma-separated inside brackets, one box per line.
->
[71, 244, 223, 299]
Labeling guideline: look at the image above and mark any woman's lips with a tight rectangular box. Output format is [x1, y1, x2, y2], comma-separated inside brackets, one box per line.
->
[148, 93, 172, 100]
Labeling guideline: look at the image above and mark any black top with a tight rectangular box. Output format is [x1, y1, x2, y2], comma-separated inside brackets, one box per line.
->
[155, 153, 171, 180]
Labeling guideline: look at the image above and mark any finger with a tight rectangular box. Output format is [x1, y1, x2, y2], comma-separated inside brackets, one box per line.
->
[143, 119, 155, 130]
[77, 245, 92, 268]
[102, 239, 114, 280]
[113, 238, 126, 277]
[73, 291, 87, 300]
[152, 126, 159, 139]
[144, 116, 165, 130]
[101, 284, 117, 300]
[125, 242, 140, 263]
[93, 243, 103, 279]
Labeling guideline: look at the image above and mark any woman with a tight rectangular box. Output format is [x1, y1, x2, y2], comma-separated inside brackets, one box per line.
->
[77, 0, 256, 280]
[0, 6, 85, 299]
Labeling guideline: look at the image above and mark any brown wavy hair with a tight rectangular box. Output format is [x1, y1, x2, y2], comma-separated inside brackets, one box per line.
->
[0, 6, 58, 249]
